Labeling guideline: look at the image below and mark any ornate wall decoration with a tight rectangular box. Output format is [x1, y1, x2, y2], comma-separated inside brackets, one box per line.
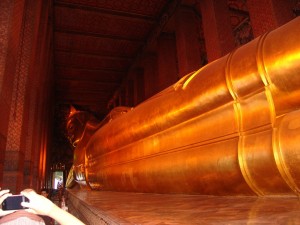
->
[228, 0, 254, 47]
[293, 1, 300, 17]
[6, 1, 35, 152]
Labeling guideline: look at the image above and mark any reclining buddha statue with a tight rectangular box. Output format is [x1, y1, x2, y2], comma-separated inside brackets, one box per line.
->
[66, 17, 300, 196]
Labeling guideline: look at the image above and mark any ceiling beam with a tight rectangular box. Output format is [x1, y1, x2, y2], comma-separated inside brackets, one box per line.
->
[54, 63, 129, 72]
[55, 49, 135, 61]
[54, 29, 145, 43]
[55, 65, 127, 74]
[56, 93, 112, 101]
[54, 1, 157, 22]
[56, 78, 120, 86]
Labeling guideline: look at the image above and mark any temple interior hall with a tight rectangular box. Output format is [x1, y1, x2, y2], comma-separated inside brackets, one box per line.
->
[1, 0, 300, 224]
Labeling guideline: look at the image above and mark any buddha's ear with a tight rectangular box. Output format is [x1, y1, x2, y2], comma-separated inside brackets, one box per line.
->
[70, 105, 77, 115]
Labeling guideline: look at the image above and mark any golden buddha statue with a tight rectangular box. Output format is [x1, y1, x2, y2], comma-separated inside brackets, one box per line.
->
[67, 17, 300, 196]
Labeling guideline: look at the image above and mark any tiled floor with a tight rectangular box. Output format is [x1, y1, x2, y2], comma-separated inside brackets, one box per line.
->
[67, 189, 300, 225]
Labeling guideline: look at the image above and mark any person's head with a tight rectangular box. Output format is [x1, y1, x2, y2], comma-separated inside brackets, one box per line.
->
[40, 189, 48, 198]
[0, 211, 45, 225]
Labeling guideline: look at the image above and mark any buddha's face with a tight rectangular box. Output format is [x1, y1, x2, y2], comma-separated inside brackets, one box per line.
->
[67, 112, 87, 148]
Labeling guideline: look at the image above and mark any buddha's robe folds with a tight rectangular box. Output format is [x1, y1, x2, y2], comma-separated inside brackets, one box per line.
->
[70, 17, 300, 196]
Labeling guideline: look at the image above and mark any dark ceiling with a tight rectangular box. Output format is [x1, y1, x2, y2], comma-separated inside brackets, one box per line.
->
[53, 0, 177, 118]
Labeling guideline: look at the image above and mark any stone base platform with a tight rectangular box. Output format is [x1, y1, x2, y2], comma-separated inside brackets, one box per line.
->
[66, 189, 300, 225]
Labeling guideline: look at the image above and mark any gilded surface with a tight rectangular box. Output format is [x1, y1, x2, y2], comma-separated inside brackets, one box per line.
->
[67, 18, 300, 196]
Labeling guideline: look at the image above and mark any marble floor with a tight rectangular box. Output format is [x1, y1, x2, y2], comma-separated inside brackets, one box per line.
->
[66, 189, 300, 225]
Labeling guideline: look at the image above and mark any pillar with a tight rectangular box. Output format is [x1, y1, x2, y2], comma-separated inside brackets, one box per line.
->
[0, 0, 53, 192]
[23, 0, 53, 190]
[0, 0, 27, 190]
[157, 33, 178, 91]
[129, 69, 144, 106]
[198, 0, 235, 62]
[247, 0, 295, 37]
[125, 79, 134, 107]
[141, 53, 158, 99]
[119, 89, 126, 106]
[175, 6, 203, 78]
